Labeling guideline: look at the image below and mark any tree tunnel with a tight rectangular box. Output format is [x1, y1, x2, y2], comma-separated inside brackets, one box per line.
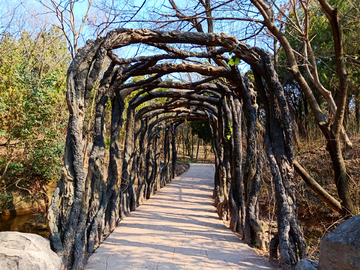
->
[48, 28, 307, 270]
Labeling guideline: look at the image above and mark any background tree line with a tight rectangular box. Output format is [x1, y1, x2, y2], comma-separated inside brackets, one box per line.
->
[0, 26, 69, 212]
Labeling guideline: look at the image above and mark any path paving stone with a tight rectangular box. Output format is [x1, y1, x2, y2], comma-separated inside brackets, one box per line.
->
[85, 163, 275, 270]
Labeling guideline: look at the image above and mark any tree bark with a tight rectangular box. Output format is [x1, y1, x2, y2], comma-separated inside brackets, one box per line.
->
[317, 0, 355, 215]
[228, 92, 244, 234]
[120, 105, 136, 217]
[136, 119, 149, 205]
[47, 39, 105, 269]
[105, 93, 125, 233]
[171, 123, 180, 178]
[254, 49, 307, 268]
[355, 88, 360, 130]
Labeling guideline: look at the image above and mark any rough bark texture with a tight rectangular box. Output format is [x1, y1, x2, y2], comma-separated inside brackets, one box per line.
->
[254, 49, 307, 269]
[228, 93, 244, 234]
[47, 28, 310, 269]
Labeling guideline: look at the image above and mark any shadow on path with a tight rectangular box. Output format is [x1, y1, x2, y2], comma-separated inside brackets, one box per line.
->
[85, 163, 275, 270]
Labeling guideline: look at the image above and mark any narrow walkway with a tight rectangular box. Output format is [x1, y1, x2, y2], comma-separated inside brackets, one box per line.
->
[85, 163, 274, 270]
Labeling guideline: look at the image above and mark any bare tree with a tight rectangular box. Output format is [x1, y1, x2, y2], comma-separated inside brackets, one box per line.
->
[249, 0, 355, 215]
[37, 0, 145, 58]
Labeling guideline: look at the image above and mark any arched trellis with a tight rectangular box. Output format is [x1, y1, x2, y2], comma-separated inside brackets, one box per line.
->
[47, 29, 306, 270]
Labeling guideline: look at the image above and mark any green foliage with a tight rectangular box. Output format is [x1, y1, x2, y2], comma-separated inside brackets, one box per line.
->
[227, 49, 242, 67]
[7, 162, 25, 175]
[280, 0, 360, 98]
[28, 129, 64, 181]
[0, 27, 70, 190]
[228, 57, 241, 66]
[105, 137, 111, 150]
[225, 123, 233, 142]
[190, 120, 212, 143]
[0, 191, 13, 214]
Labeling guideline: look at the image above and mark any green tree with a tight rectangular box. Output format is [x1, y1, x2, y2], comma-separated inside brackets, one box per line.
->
[190, 120, 212, 143]
[0, 27, 70, 202]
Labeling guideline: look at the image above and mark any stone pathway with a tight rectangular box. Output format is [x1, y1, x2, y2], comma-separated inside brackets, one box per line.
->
[85, 163, 275, 270]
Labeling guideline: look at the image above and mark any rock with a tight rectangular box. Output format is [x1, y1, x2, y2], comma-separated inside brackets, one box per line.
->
[294, 259, 318, 270]
[318, 214, 360, 270]
[0, 231, 62, 270]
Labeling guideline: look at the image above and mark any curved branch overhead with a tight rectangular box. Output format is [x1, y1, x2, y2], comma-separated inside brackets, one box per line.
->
[136, 99, 219, 121]
[108, 46, 229, 65]
[128, 80, 226, 98]
[103, 28, 260, 64]
[131, 89, 221, 108]
[48, 27, 308, 270]
[149, 111, 210, 129]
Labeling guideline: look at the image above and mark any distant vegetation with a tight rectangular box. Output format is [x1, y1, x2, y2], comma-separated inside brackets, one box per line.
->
[0, 27, 70, 213]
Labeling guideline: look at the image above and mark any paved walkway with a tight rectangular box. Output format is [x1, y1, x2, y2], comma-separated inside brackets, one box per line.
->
[85, 163, 274, 270]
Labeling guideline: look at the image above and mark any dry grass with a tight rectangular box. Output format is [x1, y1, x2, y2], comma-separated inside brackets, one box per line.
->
[259, 133, 360, 260]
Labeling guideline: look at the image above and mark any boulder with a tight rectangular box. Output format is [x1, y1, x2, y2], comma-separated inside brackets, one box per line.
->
[0, 231, 62, 270]
[318, 214, 360, 270]
[294, 259, 318, 270]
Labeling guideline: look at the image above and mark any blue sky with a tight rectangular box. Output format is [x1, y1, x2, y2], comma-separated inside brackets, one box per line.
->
[0, 0, 261, 73]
